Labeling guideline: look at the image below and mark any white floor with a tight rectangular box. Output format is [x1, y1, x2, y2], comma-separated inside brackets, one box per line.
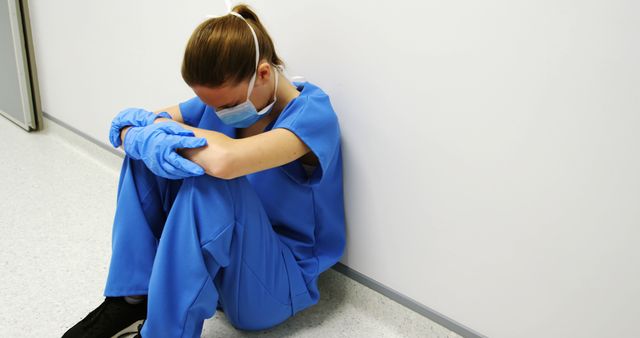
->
[0, 116, 461, 338]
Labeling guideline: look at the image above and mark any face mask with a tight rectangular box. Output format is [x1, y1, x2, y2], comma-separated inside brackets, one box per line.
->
[214, 12, 278, 128]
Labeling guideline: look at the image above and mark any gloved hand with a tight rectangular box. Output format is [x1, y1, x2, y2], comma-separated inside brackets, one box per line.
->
[109, 107, 173, 148]
[123, 122, 208, 180]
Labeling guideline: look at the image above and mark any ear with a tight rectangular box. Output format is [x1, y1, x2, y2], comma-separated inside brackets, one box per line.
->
[256, 61, 272, 85]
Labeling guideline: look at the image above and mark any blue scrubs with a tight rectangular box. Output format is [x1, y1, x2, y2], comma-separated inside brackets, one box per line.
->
[103, 81, 346, 337]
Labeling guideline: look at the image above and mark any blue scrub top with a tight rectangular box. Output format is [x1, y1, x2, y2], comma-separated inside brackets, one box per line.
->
[178, 81, 346, 314]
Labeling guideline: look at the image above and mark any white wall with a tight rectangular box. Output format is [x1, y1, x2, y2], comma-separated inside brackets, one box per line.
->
[29, 1, 640, 337]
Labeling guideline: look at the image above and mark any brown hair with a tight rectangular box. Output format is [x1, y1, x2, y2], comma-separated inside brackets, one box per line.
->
[181, 4, 285, 88]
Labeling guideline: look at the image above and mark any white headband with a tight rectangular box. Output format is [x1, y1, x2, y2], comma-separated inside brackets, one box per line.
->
[205, 10, 260, 73]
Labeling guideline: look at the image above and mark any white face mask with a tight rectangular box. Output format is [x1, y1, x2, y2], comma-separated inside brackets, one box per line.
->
[213, 12, 278, 128]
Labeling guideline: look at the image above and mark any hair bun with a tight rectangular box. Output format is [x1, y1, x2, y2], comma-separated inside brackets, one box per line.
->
[231, 4, 260, 23]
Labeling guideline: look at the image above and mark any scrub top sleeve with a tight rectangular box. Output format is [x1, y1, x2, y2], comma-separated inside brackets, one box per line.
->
[274, 95, 341, 186]
[178, 96, 207, 127]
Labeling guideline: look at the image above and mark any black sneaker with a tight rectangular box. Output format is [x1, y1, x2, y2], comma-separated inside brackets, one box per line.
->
[62, 296, 147, 338]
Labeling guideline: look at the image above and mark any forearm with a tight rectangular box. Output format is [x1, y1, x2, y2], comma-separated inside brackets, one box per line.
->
[153, 105, 184, 124]
[153, 118, 234, 177]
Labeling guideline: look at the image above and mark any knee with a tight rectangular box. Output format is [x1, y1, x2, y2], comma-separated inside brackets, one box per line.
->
[173, 174, 236, 227]
[181, 174, 234, 200]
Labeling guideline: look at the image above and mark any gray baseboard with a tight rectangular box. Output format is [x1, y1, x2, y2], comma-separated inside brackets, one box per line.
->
[332, 262, 486, 338]
[43, 111, 124, 158]
[42, 113, 486, 338]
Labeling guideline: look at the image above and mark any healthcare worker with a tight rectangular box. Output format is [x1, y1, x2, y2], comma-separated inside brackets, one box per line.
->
[62, 3, 345, 338]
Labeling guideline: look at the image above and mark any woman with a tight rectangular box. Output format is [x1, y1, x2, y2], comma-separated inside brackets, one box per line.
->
[62, 4, 346, 338]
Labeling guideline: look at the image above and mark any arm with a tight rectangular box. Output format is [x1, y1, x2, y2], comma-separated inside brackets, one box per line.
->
[119, 101, 312, 179]
[153, 104, 184, 124]
[151, 117, 232, 178]
[112, 105, 220, 176]
[225, 128, 312, 179]
[152, 117, 312, 179]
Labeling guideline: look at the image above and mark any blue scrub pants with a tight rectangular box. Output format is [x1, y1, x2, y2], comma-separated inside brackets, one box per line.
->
[103, 156, 298, 337]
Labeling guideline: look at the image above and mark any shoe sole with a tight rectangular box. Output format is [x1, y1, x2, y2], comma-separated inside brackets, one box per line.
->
[110, 319, 145, 338]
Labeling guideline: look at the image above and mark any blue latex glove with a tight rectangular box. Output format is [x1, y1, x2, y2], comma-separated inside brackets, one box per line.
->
[123, 122, 208, 180]
[109, 107, 173, 148]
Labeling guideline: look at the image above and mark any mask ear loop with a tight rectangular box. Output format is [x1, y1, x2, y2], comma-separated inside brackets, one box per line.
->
[205, 5, 269, 101]
[228, 12, 260, 96]
[204, 11, 260, 70]
[228, 12, 260, 70]
[206, 10, 261, 101]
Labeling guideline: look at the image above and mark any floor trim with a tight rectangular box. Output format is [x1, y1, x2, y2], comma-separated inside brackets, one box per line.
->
[43, 112, 124, 158]
[333, 262, 486, 338]
[42, 113, 486, 338]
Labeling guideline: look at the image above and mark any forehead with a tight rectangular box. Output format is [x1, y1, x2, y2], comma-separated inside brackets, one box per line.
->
[191, 82, 248, 108]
